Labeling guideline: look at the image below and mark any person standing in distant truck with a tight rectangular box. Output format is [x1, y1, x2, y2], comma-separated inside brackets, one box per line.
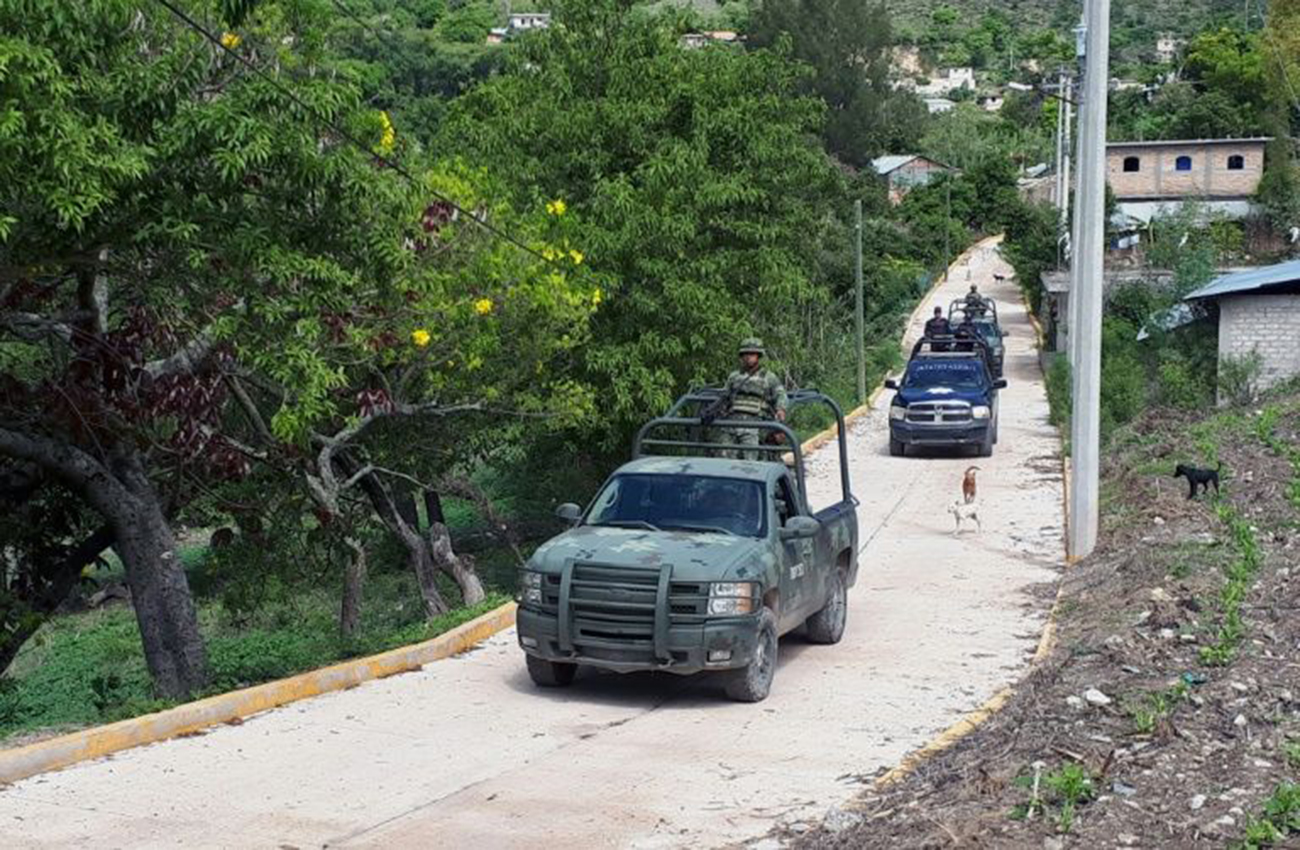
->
[715, 338, 787, 460]
[924, 306, 951, 338]
[964, 284, 988, 317]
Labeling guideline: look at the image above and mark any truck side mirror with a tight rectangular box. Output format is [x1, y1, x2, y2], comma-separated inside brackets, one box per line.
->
[993, 379, 1008, 390]
[779, 515, 820, 540]
[884, 379, 899, 390]
[555, 503, 582, 523]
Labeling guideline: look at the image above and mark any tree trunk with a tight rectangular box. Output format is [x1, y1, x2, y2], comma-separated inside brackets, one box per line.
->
[427, 521, 486, 606]
[340, 536, 367, 637]
[109, 454, 209, 700]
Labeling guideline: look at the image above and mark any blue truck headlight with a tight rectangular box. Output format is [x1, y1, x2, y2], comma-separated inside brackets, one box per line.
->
[520, 571, 543, 605]
[709, 582, 757, 615]
[889, 405, 906, 421]
[972, 405, 991, 419]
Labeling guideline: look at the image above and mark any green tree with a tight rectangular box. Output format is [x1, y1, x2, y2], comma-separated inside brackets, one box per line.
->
[748, 0, 928, 166]
[442, 0, 841, 445]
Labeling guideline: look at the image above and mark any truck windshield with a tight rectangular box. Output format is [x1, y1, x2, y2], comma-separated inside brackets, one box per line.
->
[587, 474, 767, 538]
[904, 362, 984, 390]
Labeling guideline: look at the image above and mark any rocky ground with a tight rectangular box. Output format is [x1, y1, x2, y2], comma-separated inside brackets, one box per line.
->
[798, 393, 1300, 849]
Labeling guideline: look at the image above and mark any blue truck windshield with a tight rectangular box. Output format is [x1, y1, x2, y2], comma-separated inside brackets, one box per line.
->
[904, 361, 985, 390]
[587, 474, 767, 538]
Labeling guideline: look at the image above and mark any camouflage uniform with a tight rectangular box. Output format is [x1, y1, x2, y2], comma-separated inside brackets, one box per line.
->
[713, 339, 788, 461]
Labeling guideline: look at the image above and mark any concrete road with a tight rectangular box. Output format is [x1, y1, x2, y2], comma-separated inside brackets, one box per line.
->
[0, 241, 1063, 849]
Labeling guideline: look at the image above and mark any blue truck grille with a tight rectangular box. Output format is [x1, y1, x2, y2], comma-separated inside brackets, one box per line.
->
[906, 401, 972, 424]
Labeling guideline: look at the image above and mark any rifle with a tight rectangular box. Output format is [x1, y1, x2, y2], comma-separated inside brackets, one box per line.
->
[699, 383, 738, 426]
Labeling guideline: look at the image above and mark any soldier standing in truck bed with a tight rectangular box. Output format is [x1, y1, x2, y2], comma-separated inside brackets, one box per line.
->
[717, 338, 788, 460]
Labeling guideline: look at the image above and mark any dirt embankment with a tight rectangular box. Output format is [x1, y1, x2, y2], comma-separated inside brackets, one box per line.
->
[800, 395, 1300, 849]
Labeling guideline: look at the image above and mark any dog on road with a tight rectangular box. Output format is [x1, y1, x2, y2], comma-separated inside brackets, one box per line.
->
[949, 501, 982, 535]
[1174, 462, 1221, 499]
[962, 466, 980, 504]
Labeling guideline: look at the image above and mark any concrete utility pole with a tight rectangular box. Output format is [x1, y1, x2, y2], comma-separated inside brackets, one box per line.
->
[854, 199, 865, 405]
[1068, 0, 1110, 560]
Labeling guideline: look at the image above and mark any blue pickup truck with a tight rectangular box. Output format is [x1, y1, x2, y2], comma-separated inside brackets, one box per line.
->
[885, 336, 1007, 458]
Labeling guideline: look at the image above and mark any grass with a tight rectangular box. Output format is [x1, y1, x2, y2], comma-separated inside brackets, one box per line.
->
[1240, 782, 1300, 849]
[1126, 680, 1191, 735]
[1010, 762, 1097, 834]
[1, 562, 511, 743]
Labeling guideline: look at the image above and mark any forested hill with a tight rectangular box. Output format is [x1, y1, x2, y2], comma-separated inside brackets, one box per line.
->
[888, 0, 1260, 60]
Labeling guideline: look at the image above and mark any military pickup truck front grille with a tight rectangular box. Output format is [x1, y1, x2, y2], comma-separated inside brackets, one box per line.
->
[906, 401, 972, 424]
[556, 563, 708, 662]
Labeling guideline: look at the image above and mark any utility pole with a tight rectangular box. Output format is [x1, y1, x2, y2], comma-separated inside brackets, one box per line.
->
[1068, 0, 1110, 560]
[854, 198, 865, 405]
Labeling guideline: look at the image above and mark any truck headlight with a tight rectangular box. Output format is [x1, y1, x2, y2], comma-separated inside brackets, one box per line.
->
[520, 571, 543, 606]
[709, 582, 757, 615]
[889, 405, 906, 421]
[972, 405, 991, 419]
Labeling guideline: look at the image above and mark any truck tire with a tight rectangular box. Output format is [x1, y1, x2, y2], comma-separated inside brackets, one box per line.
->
[723, 609, 778, 703]
[889, 438, 906, 457]
[978, 429, 994, 457]
[526, 655, 577, 688]
[805, 569, 847, 645]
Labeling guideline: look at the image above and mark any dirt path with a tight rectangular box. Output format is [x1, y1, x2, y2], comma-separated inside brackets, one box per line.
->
[0, 241, 1063, 850]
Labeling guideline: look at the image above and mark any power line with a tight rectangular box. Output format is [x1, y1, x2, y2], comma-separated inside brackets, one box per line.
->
[151, 0, 556, 267]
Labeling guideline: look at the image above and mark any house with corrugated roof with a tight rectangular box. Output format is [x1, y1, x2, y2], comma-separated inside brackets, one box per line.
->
[1184, 260, 1300, 396]
[871, 154, 954, 204]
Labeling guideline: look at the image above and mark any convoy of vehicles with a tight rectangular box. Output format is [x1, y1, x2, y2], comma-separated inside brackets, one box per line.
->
[516, 389, 859, 702]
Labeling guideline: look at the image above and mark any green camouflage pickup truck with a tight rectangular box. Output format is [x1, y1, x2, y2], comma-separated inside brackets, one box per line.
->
[516, 389, 859, 702]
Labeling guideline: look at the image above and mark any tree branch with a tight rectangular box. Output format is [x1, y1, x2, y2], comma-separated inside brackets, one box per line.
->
[0, 427, 129, 516]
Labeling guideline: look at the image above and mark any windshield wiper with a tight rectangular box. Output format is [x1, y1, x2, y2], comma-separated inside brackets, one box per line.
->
[661, 523, 738, 536]
[591, 519, 662, 532]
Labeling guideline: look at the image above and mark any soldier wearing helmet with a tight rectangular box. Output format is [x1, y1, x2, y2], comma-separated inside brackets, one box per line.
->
[714, 338, 787, 459]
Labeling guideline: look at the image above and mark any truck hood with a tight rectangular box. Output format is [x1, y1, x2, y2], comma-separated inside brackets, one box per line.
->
[894, 385, 989, 407]
[529, 525, 774, 583]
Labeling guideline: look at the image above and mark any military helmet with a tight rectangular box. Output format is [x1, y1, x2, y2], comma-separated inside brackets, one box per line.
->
[738, 337, 765, 356]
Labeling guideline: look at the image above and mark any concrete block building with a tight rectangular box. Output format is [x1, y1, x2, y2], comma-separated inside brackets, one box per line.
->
[1186, 260, 1300, 394]
[1107, 138, 1268, 201]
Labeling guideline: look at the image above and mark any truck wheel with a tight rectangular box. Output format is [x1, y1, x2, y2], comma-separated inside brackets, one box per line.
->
[889, 438, 905, 457]
[526, 655, 577, 688]
[805, 569, 847, 645]
[723, 609, 778, 703]
[978, 429, 994, 457]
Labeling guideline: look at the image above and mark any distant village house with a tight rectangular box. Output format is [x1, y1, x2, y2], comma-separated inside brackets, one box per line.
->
[1107, 138, 1270, 223]
[508, 11, 551, 31]
[871, 155, 955, 205]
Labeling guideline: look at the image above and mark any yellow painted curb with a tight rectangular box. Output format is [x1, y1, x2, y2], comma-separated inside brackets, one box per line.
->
[0, 602, 518, 784]
[850, 240, 1070, 797]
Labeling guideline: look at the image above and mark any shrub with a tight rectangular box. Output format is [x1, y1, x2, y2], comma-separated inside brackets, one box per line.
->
[1219, 349, 1264, 406]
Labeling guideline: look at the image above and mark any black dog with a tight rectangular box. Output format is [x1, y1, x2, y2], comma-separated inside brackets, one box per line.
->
[1174, 462, 1221, 499]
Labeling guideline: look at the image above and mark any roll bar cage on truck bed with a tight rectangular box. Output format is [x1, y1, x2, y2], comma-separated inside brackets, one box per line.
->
[632, 388, 854, 509]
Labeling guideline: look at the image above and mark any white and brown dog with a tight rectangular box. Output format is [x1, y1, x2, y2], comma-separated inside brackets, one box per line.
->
[949, 501, 982, 535]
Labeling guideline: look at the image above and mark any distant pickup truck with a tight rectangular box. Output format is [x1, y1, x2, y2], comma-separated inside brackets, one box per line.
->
[949, 298, 1007, 379]
[516, 389, 859, 702]
[885, 336, 1007, 458]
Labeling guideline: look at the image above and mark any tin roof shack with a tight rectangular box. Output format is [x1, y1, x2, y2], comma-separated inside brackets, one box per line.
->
[1107, 138, 1270, 223]
[871, 155, 955, 205]
[1185, 260, 1300, 398]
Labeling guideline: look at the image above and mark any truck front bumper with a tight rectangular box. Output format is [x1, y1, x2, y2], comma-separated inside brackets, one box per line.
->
[890, 419, 990, 447]
[517, 606, 760, 676]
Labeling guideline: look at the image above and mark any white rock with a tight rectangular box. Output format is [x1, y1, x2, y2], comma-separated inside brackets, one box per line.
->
[1084, 687, 1113, 707]
[1153, 516, 1166, 525]
[1190, 794, 1207, 810]
[1231, 681, 1250, 693]
[1216, 815, 1236, 827]
[1159, 628, 1176, 640]
[1118, 833, 1139, 846]
[748, 839, 783, 850]
[823, 806, 862, 834]
[1150, 587, 1173, 603]
[1234, 713, 1248, 728]
[1067, 695, 1086, 710]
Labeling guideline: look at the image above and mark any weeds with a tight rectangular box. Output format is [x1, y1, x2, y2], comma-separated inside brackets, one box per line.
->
[1281, 737, 1300, 771]
[1239, 782, 1300, 849]
[1126, 681, 1192, 734]
[1199, 498, 1262, 667]
[1011, 762, 1097, 834]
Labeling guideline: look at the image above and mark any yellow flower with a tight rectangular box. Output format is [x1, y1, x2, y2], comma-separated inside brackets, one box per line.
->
[569, 249, 584, 265]
[542, 247, 559, 261]
[546, 198, 567, 216]
[591, 287, 603, 306]
[474, 298, 494, 315]
[411, 329, 431, 347]
[220, 32, 241, 49]
[374, 111, 395, 155]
